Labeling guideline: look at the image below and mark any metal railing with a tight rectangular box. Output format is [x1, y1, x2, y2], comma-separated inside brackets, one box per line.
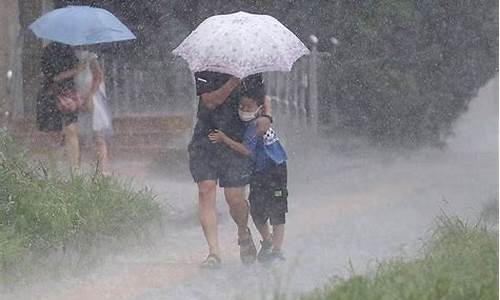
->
[264, 45, 321, 138]
[102, 46, 322, 130]
[9, 45, 324, 140]
[101, 55, 195, 117]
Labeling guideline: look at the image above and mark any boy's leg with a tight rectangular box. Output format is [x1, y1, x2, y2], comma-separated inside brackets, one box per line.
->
[268, 163, 288, 255]
[249, 180, 274, 262]
[255, 222, 271, 242]
[271, 224, 285, 252]
[249, 190, 270, 242]
[198, 180, 220, 257]
[255, 221, 274, 263]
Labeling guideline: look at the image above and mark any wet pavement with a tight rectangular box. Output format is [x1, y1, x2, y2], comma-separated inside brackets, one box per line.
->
[3, 78, 498, 300]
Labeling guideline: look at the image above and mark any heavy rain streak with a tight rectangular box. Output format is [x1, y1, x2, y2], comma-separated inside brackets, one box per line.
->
[0, 1, 498, 300]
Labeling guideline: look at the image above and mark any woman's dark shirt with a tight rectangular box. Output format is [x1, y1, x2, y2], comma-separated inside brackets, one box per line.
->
[191, 71, 265, 150]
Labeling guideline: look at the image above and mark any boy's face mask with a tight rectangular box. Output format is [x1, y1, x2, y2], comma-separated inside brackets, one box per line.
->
[238, 105, 262, 122]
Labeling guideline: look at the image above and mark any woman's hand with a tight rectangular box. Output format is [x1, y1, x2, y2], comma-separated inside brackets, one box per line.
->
[76, 62, 86, 72]
[53, 63, 86, 82]
[228, 76, 241, 87]
[208, 130, 227, 144]
[201, 76, 241, 110]
[80, 94, 94, 112]
[57, 95, 78, 113]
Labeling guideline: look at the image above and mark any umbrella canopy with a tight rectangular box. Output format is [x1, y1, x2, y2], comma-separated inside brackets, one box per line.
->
[29, 5, 136, 46]
[173, 11, 309, 78]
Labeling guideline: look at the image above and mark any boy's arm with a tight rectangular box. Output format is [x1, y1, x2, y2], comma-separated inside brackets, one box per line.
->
[221, 135, 251, 157]
[208, 130, 251, 157]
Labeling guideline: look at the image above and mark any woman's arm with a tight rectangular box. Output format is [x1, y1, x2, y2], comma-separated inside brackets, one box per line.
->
[256, 95, 272, 135]
[262, 95, 272, 116]
[53, 63, 85, 82]
[88, 57, 103, 96]
[201, 77, 240, 110]
[208, 130, 251, 157]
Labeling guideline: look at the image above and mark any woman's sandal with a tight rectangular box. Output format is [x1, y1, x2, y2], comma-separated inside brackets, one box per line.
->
[200, 253, 222, 269]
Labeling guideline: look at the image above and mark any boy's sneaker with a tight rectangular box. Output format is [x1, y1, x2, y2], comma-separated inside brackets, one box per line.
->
[238, 229, 257, 265]
[200, 254, 221, 269]
[257, 240, 273, 263]
[268, 251, 286, 264]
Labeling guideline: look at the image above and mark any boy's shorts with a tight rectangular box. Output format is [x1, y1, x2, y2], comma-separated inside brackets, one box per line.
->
[188, 140, 251, 188]
[249, 162, 288, 226]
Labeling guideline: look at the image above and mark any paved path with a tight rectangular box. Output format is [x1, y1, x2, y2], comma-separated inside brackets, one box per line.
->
[6, 141, 496, 300]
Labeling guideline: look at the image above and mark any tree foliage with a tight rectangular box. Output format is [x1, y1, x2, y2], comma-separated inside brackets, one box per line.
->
[56, 0, 498, 146]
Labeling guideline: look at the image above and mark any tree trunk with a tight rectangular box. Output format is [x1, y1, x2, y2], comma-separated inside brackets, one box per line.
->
[17, 0, 53, 117]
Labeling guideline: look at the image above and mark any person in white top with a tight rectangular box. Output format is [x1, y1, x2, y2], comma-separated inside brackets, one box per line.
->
[74, 49, 113, 175]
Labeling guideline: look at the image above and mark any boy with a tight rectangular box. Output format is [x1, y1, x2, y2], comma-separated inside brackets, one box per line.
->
[208, 87, 288, 263]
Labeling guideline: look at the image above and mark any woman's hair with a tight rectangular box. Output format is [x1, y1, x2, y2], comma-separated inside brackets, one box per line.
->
[41, 42, 78, 90]
[241, 73, 265, 105]
[53, 81, 71, 95]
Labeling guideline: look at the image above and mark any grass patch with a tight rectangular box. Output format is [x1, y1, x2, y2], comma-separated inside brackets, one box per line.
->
[481, 198, 499, 224]
[0, 130, 162, 284]
[303, 215, 498, 300]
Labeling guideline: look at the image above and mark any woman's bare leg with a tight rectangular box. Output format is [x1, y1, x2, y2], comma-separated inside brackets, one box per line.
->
[63, 123, 80, 173]
[94, 131, 110, 174]
[198, 180, 220, 256]
[46, 131, 64, 170]
[224, 187, 251, 241]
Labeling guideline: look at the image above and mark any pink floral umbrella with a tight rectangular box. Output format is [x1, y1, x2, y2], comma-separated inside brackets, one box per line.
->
[173, 11, 310, 78]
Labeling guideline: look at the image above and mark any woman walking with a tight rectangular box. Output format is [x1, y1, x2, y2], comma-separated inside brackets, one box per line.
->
[36, 42, 84, 171]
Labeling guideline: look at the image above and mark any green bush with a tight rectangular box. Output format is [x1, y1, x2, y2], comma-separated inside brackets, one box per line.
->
[303, 216, 498, 300]
[315, 0, 498, 146]
[0, 130, 161, 276]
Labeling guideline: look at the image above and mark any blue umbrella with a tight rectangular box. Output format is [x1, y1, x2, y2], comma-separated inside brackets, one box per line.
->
[29, 5, 136, 46]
